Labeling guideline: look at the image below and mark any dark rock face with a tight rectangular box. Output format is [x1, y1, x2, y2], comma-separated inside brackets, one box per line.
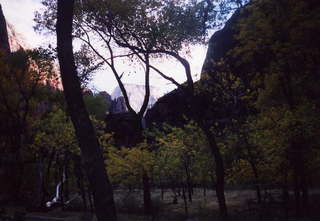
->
[110, 84, 163, 114]
[145, 88, 190, 127]
[0, 4, 10, 53]
[109, 97, 128, 114]
[0, 4, 12, 202]
[105, 84, 163, 146]
[201, 10, 243, 79]
[146, 9, 245, 126]
[202, 7, 256, 90]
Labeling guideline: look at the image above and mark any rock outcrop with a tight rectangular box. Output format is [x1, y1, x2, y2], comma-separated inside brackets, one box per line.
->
[110, 84, 163, 114]
[146, 9, 245, 127]
[145, 88, 191, 127]
[7, 23, 29, 52]
[0, 4, 29, 53]
[0, 4, 10, 53]
[201, 9, 243, 79]
[106, 84, 163, 146]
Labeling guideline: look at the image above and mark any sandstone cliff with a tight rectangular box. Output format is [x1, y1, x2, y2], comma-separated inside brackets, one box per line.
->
[7, 22, 30, 51]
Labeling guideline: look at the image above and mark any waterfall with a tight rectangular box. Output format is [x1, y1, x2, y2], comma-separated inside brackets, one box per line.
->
[46, 169, 66, 208]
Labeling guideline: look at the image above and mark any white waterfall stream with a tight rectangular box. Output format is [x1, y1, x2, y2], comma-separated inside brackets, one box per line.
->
[46, 170, 66, 208]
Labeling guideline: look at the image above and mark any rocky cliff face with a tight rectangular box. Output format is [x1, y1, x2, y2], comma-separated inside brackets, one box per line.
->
[105, 84, 163, 146]
[7, 22, 29, 51]
[145, 88, 191, 127]
[201, 9, 242, 79]
[0, 4, 10, 53]
[0, 4, 30, 53]
[109, 84, 164, 114]
[146, 8, 246, 127]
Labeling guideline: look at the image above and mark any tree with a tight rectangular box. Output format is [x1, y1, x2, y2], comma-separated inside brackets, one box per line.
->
[0, 48, 56, 201]
[37, 0, 248, 218]
[30, 108, 79, 207]
[230, 0, 320, 217]
[55, 0, 117, 220]
[154, 122, 213, 205]
[83, 93, 110, 120]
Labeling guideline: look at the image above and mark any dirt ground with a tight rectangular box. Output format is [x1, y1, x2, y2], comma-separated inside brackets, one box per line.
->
[113, 188, 320, 221]
[1, 189, 320, 221]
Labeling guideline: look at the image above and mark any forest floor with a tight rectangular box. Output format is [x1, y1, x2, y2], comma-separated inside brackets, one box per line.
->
[114, 188, 320, 221]
[1, 189, 320, 221]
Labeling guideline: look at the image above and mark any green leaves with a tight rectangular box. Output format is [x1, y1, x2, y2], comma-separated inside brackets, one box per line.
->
[83, 93, 109, 120]
[31, 109, 79, 154]
[105, 141, 155, 184]
[154, 121, 213, 185]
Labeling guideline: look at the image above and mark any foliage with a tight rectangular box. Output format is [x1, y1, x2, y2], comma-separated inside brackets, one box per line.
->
[31, 108, 79, 155]
[152, 122, 213, 186]
[103, 121, 214, 188]
[0, 48, 56, 152]
[74, 44, 104, 86]
[223, 0, 320, 188]
[105, 141, 155, 185]
[83, 93, 110, 120]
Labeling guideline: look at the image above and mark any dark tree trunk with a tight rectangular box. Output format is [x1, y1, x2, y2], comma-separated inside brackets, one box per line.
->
[301, 171, 309, 217]
[293, 169, 301, 217]
[245, 141, 262, 204]
[142, 171, 152, 215]
[64, 152, 70, 203]
[42, 148, 56, 205]
[184, 163, 192, 203]
[56, 1, 117, 220]
[203, 181, 207, 198]
[249, 160, 261, 204]
[34, 157, 44, 208]
[291, 138, 307, 218]
[282, 183, 289, 221]
[159, 178, 165, 200]
[74, 156, 87, 210]
[182, 185, 189, 217]
[203, 127, 228, 221]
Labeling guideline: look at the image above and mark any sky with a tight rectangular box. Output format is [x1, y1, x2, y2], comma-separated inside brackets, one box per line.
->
[0, 0, 209, 95]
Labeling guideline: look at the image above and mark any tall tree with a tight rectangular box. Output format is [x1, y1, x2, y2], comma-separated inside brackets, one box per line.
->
[55, 0, 117, 220]
[37, 0, 248, 218]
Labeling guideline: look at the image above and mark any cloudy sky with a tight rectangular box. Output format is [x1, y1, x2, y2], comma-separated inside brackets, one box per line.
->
[0, 0, 208, 95]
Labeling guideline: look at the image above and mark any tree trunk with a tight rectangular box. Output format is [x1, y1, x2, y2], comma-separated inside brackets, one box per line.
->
[34, 156, 44, 208]
[74, 156, 87, 210]
[203, 127, 228, 221]
[293, 169, 301, 217]
[142, 171, 152, 215]
[184, 163, 193, 203]
[282, 183, 289, 221]
[249, 160, 261, 204]
[64, 152, 70, 204]
[42, 148, 56, 205]
[203, 181, 207, 198]
[182, 185, 189, 217]
[301, 171, 309, 217]
[56, 1, 117, 220]
[160, 178, 165, 200]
